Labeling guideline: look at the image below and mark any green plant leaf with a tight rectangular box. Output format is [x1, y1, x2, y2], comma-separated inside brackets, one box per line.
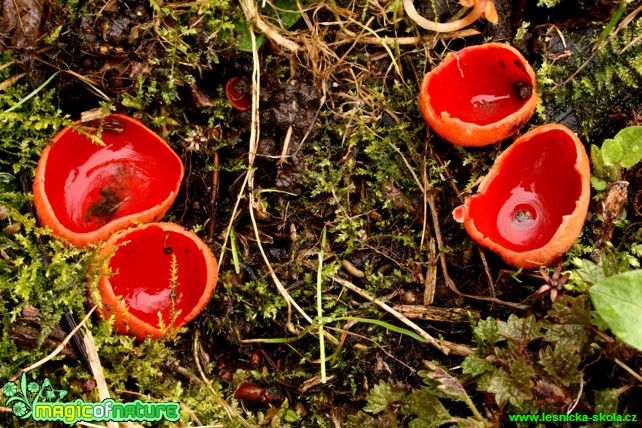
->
[591, 176, 607, 191]
[602, 138, 623, 167]
[497, 314, 543, 342]
[472, 317, 503, 348]
[544, 324, 591, 352]
[615, 126, 642, 168]
[589, 270, 642, 351]
[601, 126, 642, 169]
[593, 389, 621, 415]
[267, 0, 301, 29]
[461, 354, 494, 377]
[596, 0, 627, 47]
[484, 359, 534, 408]
[539, 343, 582, 386]
[405, 389, 454, 428]
[235, 20, 265, 52]
[547, 295, 592, 324]
[418, 361, 470, 402]
[362, 380, 405, 415]
[590, 144, 605, 177]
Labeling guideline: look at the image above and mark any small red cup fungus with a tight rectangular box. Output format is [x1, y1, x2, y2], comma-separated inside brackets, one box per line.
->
[33, 113, 184, 247]
[419, 43, 538, 147]
[96, 222, 218, 340]
[225, 77, 252, 111]
[452, 124, 590, 269]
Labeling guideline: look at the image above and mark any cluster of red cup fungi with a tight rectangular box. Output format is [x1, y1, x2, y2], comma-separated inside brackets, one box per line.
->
[419, 43, 591, 269]
[33, 113, 217, 339]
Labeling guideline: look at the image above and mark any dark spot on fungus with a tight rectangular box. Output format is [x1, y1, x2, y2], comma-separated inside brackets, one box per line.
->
[164, 246, 172, 254]
[86, 185, 125, 221]
[499, 59, 506, 69]
[513, 59, 527, 73]
[513, 82, 533, 100]
[513, 209, 534, 224]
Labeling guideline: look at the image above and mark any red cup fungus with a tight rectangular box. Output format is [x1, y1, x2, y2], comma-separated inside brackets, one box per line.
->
[225, 77, 252, 111]
[419, 43, 538, 147]
[33, 113, 184, 247]
[96, 222, 218, 340]
[452, 124, 591, 269]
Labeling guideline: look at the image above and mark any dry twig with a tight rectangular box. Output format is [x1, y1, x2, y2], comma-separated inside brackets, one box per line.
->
[331, 274, 472, 356]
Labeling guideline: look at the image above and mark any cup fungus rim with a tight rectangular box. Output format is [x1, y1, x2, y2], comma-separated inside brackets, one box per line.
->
[33, 113, 185, 248]
[453, 123, 591, 269]
[225, 77, 252, 111]
[419, 42, 538, 147]
[96, 222, 218, 340]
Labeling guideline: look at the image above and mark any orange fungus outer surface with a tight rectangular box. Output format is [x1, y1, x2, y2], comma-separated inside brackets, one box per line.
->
[33, 114, 184, 247]
[96, 222, 218, 340]
[452, 124, 591, 269]
[419, 43, 538, 146]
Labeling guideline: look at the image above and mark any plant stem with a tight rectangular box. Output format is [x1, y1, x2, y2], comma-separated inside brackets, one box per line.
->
[317, 226, 327, 383]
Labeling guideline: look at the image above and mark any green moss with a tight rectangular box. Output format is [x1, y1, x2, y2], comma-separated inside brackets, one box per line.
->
[536, 18, 642, 141]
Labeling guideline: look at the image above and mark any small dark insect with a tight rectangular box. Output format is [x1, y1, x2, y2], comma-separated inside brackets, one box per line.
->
[513, 82, 533, 100]
[234, 383, 273, 405]
[164, 246, 172, 254]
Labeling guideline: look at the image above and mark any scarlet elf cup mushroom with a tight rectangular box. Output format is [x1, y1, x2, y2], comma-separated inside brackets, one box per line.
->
[452, 124, 591, 269]
[225, 77, 252, 111]
[96, 222, 218, 340]
[419, 43, 538, 147]
[33, 113, 184, 247]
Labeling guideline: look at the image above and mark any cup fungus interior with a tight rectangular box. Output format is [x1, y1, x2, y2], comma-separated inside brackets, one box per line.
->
[468, 129, 582, 252]
[427, 45, 535, 126]
[43, 116, 182, 233]
[107, 225, 209, 328]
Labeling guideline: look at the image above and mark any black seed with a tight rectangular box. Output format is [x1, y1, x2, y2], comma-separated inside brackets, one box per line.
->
[513, 82, 533, 100]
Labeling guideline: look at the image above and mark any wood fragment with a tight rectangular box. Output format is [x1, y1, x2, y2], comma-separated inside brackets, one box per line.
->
[81, 315, 119, 428]
[10, 326, 79, 359]
[393, 305, 480, 323]
[332, 274, 472, 356]
[0, 72, 26, 91]
[423, 237, 437, 305]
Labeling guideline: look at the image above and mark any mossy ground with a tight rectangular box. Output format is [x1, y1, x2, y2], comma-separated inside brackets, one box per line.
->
[1, 0, 642, 426]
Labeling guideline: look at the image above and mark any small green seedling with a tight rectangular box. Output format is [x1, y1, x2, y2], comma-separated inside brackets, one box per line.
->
[591, 126, 642, 191]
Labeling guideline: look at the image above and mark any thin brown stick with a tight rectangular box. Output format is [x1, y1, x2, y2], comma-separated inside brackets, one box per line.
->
[394, 304, 481, 323]
[424, 237, 437, 306]
[207, 150, 220, 243]
[337, 28, 480, 45]
[425, 142, 502, 306]
[554, 4, 642, 90]
[331, 274, 472, 356]
[426, 190, 528, 309]
[80, 310, 119, 428]
[238, 0, 301, 53]
[0, 72, 26, 91]
[243, 29, 339, 346]
[193, 331, 252, 428]
[13, 306, 97, 379]
[0, 59, 17, 72]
